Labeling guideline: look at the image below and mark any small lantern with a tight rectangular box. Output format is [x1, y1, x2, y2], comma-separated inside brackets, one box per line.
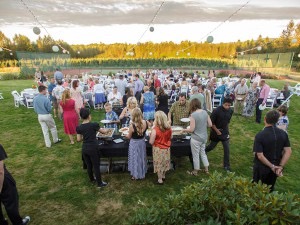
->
[33, 27, 41, 35]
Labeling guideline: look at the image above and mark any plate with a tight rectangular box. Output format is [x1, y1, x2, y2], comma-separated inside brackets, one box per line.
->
[113, 138, 124, 144]
[100, 120, 111, 123]
[119, 127, 129, 132]
[259, 104, 266, 110]
[236, 97, 243, 101]
[122, 130, 129, 135]
[180, 118, 190, 123]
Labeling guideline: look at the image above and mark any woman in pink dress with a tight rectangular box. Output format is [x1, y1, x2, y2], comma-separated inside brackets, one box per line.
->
[70, 79, 84, 113]
[60, 89, 79, 144]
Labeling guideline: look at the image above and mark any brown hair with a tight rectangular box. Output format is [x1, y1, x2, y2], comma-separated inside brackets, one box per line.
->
[189, 98, 201, 114]
[278, 105, 288, 116]
[131, 108, 144, 136]
[72, 80, 79, 89]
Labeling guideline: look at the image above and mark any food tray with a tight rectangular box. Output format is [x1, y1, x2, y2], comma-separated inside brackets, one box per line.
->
[97, 128, 115, 138]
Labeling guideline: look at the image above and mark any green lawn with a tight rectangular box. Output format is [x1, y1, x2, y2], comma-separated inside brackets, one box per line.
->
[0, 79, 299, 225]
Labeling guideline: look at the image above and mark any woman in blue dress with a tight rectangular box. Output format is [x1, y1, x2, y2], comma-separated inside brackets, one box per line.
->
[140, 86, 155, 122]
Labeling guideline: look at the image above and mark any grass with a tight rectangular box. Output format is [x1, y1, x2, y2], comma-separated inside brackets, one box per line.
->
[0, 79, 299, 225]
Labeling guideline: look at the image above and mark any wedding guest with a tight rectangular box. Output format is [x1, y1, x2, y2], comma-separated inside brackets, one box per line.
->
[33, 85, 62, 148]
[234, 78, 248, 115]
[107, 86, 122, 105]
[156, 87, 169, 115]
[276, 105, 289, 132]
[242, 82, 259, 117]
[76, 108, 108, 188]
[52, 80, 65, 119]
[126, 108, 148, 180]
[104, 103, 119, 129]
[122, 87, 133, 108]
[93, 80, 106, 109]
[149, 111, 172, 185]
[256, 79, 270, 123]
[253, 110, 291, 192]
[70, 79, 84, 113]
[168, 93, 189, 126]
[140, 86, 155, 122]
[182, 99, 212, 175]
[60, 89, 79, 144]
[119, 97, 138, 127]
[47, 78, 57, 117]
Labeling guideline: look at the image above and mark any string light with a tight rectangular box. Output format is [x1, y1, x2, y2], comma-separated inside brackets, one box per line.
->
[179, 0, 252, 53]
[127, 1, 165, 54]
[19, 0, 68, 53]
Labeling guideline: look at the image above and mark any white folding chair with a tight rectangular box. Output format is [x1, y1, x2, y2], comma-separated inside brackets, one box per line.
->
[212, 94, 223, 108]
[25, 96, 34, 108]
[11, 91, 26, 107]
[0, 92, 3, 100]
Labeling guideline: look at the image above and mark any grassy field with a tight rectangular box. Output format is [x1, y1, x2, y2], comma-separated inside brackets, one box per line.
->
[0, 79, 299, 225]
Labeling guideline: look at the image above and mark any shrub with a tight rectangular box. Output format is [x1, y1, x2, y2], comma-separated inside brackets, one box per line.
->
[0, 72, 19, 80]
[19, 66, 35, 79]
[129, 172, 300, 225]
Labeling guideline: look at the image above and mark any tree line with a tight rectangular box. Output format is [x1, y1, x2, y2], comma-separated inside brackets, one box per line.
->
[0, 20, 299, 62]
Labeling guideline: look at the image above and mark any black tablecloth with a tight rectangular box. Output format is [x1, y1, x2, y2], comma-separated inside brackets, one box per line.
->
[98, 136, 191, 158]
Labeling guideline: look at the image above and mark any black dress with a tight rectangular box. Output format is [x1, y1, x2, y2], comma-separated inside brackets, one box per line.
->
[156, 94, 169, 115]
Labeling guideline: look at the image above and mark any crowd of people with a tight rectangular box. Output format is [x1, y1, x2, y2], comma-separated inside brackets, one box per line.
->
[28, 68, 292, 192]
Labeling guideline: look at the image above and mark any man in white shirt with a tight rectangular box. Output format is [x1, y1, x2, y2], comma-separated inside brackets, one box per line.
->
[234, 78, 248, 114]
[107, 86, 122, 105]
[114, 74, 128, 96]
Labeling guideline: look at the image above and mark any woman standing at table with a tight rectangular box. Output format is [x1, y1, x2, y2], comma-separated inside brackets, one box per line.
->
[119, 97, 138, 127]
[149, 111, 172, 185]
[70, 79, 84, 113]
[126, 108, 148, 180]
[76, 108, 108, 188]
[182, 98, 212, 175]
[60, 89, 79, 144]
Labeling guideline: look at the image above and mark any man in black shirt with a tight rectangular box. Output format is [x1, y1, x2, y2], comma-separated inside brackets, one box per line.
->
[205, 98, 233, 171]
[253, 110, 292, 192]
[0, 144, 30, 225]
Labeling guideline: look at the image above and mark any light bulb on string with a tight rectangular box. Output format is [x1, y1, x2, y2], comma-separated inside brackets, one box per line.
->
[33, 27, 41, 35]
[257, 46, 262, 51]
[52, 45, 59, 52]
[206, 36, 214, 43]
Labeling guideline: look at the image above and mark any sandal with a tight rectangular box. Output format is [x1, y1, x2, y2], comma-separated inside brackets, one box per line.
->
[186, 170, 198, 176]
[131, 176, 136, 180]
[200, 169, 209, 174]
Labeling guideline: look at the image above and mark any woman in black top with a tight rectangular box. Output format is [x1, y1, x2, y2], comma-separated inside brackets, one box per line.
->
[76, 108, 107, 188]
[156, 87, 169, 115]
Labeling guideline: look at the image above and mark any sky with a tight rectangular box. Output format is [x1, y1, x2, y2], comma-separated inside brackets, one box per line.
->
[0, 0, 300, 45]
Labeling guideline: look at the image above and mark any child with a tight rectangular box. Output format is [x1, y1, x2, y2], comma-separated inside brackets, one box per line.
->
[76, 108, 108, 188]
[277, 105, 289, 132]
[104, 102, 119, 129]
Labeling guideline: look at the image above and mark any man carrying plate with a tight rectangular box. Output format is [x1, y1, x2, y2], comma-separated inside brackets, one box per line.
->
[234, 78, 248, 115]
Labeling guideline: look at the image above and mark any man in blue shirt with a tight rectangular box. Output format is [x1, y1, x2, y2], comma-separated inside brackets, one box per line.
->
[134, 74, 144, 103]
[47, 78, 57, 117]
[33, 86, 61, 148]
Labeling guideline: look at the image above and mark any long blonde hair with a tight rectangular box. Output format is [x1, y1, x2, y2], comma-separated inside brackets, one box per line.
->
[61, 89, 71, 105]
[131, 108, 144, 136]
[154, 111, 170, 132]
[126, 96, 138, 109]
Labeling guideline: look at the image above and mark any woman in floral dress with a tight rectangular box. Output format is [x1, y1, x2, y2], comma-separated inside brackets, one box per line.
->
[242, 82, 259, 117]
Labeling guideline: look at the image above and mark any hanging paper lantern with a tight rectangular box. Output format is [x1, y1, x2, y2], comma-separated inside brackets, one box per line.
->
[150, 26, 154, 32]
[291, 38, 297, 44]
[257, 46, 262, 51]
[206, 36, 214, 43]
[0, 48, 3, 52]
[52, 45, 59, 52]
[77, 51, 80, 54]
[149, 52, 153, 55]
[298, 53, 300, 58]
[33, 27, 41, 35]
[63, 49, 67, 54]
[10, 52, 13, 56]
[187, 52, 190, 56]
[240, 52, 244, 55]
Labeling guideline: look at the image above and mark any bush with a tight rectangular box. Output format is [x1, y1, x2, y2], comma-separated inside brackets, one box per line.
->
[19, 66, 35, 79]
[129, 172, 300, 225]
[0, 72, 19, 80]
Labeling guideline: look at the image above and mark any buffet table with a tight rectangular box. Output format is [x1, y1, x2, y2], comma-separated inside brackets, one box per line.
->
[98, 136, 191, 158]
